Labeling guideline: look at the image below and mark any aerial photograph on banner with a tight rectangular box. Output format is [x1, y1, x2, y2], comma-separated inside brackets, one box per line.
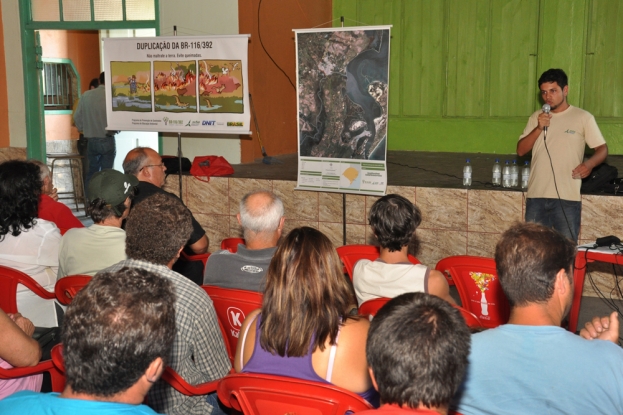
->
[197, 59, 244, 113]
[153, 60, 197, 113]
[110, 61, 152, 112]
[297, 28, 389, 161]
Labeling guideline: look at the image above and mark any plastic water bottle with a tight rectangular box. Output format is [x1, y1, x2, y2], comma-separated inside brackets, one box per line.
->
[510, 160, 519, 187]
[502, 161, 511, 188]
[463, 159, 472, 187]
[492, 159, 501, 186]
[521, 161, 530, 189]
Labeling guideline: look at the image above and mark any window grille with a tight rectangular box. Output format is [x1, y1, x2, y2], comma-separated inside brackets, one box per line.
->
[42, 62, 78, 110]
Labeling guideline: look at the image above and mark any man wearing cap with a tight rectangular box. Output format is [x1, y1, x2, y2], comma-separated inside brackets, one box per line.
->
[57, 169, 138, 279]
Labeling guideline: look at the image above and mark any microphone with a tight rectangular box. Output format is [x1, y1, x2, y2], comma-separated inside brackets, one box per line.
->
[542, 104, 551, 133]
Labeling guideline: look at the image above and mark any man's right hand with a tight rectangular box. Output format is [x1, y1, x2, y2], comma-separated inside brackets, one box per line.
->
[537, 111, 552, 131]
[579, 311, 619, 343]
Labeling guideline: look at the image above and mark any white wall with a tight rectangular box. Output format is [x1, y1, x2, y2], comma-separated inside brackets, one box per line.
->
[2, 0, 27, 148]
[159, 0, 241, 164]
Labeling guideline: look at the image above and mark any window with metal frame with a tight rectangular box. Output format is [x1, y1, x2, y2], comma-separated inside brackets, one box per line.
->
[42, 61, 79, 111]
[30, 0, 156, 23]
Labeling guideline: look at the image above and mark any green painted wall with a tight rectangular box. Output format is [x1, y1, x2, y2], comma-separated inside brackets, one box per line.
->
[333, 0, 623, 154]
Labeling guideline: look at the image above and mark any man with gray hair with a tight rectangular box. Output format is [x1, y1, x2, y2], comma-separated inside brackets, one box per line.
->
[203, 190, 284, 292]
[30, 159, 84, 231]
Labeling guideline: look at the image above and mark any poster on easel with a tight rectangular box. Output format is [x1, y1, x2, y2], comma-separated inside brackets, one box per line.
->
[103, 35, 251, 135]
[294, 26, 391, 196]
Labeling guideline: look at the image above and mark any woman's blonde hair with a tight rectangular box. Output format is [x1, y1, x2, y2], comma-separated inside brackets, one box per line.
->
[260, 226, 356, 356]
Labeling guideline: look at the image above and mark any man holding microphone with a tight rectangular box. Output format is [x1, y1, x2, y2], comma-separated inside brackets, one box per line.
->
[517, 68, 608, 242]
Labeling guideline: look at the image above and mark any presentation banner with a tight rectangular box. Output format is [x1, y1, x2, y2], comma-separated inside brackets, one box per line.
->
[294, 26, 391, 196]
[103, 35, 250, 134]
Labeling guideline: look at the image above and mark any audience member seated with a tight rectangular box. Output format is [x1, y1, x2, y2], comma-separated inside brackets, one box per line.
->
[203, 190, 285, 291]
[101, 193, 230, 415]
[0, 267, 176, 414]
[235, 226, 379, 407]
[353, 194, 454, 306]
[452, 222, 623, 414]
[0, 309, 42, 400]
[123, 147, 209, 254]
[359, 292, 470, 415]
[0, 160, 61, 327]
[30, 160, 84, 231]
[57, 169, 137, 279]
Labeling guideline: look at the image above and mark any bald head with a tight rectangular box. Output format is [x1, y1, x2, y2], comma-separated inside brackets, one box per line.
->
[123, 147, 166, 187]
[238, 190, 284, 249]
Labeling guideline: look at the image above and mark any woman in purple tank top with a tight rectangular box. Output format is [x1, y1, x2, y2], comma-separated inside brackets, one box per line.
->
[235, 227, 379, 407]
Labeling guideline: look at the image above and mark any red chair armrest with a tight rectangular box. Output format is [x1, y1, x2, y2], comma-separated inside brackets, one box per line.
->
[161, 367, 234, 396]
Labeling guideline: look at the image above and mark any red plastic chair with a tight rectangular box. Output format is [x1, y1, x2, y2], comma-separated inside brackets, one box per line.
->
[220, 237, 245, 253]
[358, 297, 390, 318]
[435, 256, 510, 329]
[0, 358, 65, 393]
[161, 367, 234, 396]
[217, 372, 374, 414]
[0, 265, 56, 314]
[54, 275, 92, 305]
[201, 285, 263, 363]
[336, 245, 421, 281]
[453, 304, 484, 329]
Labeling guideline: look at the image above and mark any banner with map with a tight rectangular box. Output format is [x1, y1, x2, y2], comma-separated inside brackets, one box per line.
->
[103, 35, 250, 134]
[294, 26, 391, 195]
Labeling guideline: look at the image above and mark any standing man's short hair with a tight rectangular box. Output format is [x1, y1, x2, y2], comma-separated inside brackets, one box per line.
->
[239, 190, 284, 236]
[538, 68, 568, 89]
[369, 194, 422, 252]
[495, 221, 576, 307]
[61, 267, 176, 396]
[125, 193, 193, 264]
[367, 292, 470, 410]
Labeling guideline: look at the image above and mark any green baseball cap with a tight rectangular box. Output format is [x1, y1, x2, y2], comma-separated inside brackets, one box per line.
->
[88, 169, 139, 214]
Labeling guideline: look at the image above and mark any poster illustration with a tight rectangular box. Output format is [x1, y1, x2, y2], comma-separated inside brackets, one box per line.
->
[153, 60, 197, 113]
[294, 26, 391, 196]
[110, 61, 152, 112]
[104, 35, 250, 134]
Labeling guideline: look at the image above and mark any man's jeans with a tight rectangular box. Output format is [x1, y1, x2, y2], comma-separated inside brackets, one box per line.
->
[525, 197, 581, 243]
[86, 136, 116, 184]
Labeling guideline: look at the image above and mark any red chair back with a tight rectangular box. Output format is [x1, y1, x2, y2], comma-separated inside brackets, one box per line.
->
[221, 237, 245, 253]
[0, 359, 65, 393]
[55, 275, 92, 305]
[337, 245, 421, 281]
[201, 285, 263, 363]
[0, 265, 55, 314]
[452, 304, 484, 329]
[435, 256, 509, 329]
[358, 297, 391, 318]
[0, 343, 65, 393]
[217, 372, 373, 414]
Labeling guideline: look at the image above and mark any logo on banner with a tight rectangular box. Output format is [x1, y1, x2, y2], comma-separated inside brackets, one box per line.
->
[163, 117, 169, 125]
[202, 120, 216, 126]
[227, 122, 243, 127]
[227, 306, 245, 338]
